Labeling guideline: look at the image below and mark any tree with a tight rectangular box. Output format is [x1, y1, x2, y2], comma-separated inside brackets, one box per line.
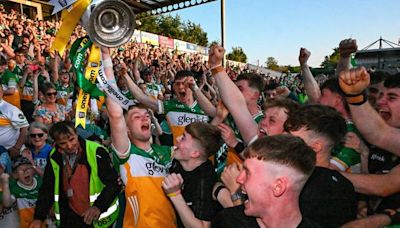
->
[226, 47, 247, 63]
[182, 21, 208, 46]
[320, 47, 339, 71]
[208, 40, 220, 48]
[138, 15, 208, 46]
[265, 57, 279, 71]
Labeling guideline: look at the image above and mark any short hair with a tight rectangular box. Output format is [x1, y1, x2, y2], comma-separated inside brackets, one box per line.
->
[284, 105, 346, 146]
[384, 74, 400, 89]
[39, 81, 56, 94]
[370, 71, 388, 85]
[185, 122, 222, 159]
[123, 103, 149, 116]
[49, 121, 76, 140]
[243, 135, 316, 177]
[236, 73, 264, 92]
[28, 121, 49, 135]
[264, 97, 300, 115]
[265, 82, 279, 91]
[320, 78, 349, 112]
[175, 70, 194, 82]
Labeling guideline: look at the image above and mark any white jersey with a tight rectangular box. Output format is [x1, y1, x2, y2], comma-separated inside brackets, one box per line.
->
[0, 99, 29, 149]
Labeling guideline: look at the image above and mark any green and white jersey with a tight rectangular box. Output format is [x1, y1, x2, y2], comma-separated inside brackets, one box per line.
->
[226, 110, 264, 142]
[21, 78, 34, 101]
[113, 144, 176, 227]
[145, 82, 163, 99]
[55, 82, 74, 106]
[158, 99, 209, 145]
[121, 89, 133, 100]
[9, 176, 42, 228]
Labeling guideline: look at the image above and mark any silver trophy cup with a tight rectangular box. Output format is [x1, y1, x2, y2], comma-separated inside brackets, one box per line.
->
[80, 0, 136, 47]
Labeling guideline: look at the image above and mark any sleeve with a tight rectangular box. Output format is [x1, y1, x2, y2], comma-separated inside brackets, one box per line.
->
[6, 105, 29, 129]
[34, 157, 55, 221]
[93, 146, 122, 212]
[158, 100, 166, 114]
[110, 143, 131, 165]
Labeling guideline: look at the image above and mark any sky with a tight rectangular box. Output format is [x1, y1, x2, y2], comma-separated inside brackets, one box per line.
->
[170, 0, 400, 67]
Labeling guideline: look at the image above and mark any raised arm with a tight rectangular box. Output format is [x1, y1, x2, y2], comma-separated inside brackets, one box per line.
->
[102, 47, 130, 157]
[339, 67, 400, 156]
[122, 70, 159, 112]
[299, 48, 320, 103]
[208, 46, 258, 144]
[187, 77, 216, 117]
[336, 39, 358, 76]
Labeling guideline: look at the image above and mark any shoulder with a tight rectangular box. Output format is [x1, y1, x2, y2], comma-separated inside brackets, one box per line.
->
[298, 217, 322, 228]
[211, 205, 258, 228]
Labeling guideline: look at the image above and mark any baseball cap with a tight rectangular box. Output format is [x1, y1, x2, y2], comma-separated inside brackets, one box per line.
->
[12, 156, 32, 171]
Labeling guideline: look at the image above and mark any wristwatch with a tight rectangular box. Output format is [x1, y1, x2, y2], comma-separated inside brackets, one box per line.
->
[231, 191, 245, 202]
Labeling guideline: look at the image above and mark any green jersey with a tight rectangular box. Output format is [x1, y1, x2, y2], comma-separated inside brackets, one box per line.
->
[331, 120, 361, 171]
[159, 99, 209, 145]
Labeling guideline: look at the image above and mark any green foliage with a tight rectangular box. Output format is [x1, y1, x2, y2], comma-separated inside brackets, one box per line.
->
[139, 15, 208, 46]
[209, 40, 220, 48]
[320, 47, 339, 71]
[265, 57, 279, 71]
[226, 46, 247, 62]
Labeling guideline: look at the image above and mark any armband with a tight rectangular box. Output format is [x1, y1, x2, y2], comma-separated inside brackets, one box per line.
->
[214, 185, 227, 199]
[211, 66, 225, 76]
[345, 90, 367, 106]
[102, 58, 113, 69]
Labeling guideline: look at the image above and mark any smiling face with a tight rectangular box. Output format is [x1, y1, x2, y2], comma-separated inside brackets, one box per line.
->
[236, 158, 275, 217]
[376, 87, 400, 128]
[259, 107, 288, 137]
[126, 107, 152, 142]
[29, 127, 48, 150]
[44, 88, 57, 104]
[173, 131, 200, 161]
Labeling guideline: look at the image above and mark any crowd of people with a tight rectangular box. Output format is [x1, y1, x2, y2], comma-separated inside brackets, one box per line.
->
[0, 5, 400, 228]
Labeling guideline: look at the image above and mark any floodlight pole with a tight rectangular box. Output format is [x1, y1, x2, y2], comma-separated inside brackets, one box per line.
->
[221, 0, 226, 66]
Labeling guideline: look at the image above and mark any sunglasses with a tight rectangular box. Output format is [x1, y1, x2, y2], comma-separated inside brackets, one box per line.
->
[30, 133, 44, 138]
[46, 92, 57, 96]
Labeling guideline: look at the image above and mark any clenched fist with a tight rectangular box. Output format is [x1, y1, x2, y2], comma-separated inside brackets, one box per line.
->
[339, 39, 358, 58]
[338, 67, 370, 95]
[209, 45, 225, 68]
[299, 48, 311, 66]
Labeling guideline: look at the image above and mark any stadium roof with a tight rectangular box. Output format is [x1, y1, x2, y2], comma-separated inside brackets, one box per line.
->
[124, 0, 217, 18]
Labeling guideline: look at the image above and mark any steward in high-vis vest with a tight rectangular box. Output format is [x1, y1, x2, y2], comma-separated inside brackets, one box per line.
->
[30, 121, 121, 228]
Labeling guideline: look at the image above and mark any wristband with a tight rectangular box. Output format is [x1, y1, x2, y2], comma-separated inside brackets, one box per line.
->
[107, 79, 116, 85]
[234, 142, 245, 153]
[213, 185, 227, 199]
[345, 90, 367, 106]
[211, 66, 224, 76]
[102, 58, 113, 68]
[167, 190, 181, 198]
[231, 191, 245, 202]
[383, 208, 400, 225]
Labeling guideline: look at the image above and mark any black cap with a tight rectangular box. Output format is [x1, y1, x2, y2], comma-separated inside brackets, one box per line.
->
[12, 156, 32, 171]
